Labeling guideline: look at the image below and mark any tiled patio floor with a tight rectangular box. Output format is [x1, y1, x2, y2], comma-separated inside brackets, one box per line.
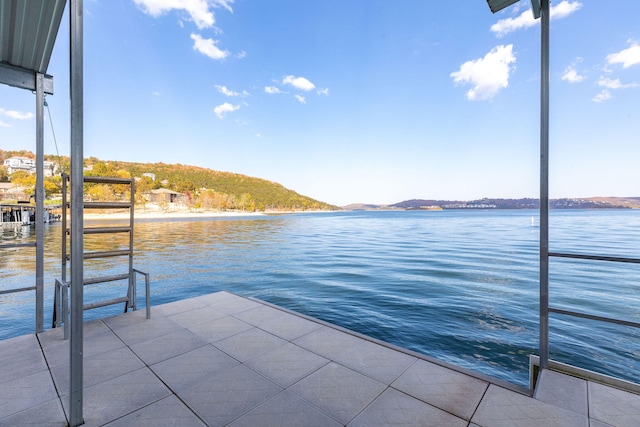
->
[1, 291, 639, 426]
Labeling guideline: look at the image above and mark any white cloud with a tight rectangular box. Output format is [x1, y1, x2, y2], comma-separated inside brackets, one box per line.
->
[490, 9, 536, 36]
[133, 0, 220, 29]
[256, 133, 262, 138]
[265, 86, 282, 94]
[317, 88, 329, 96]
[450, 44, 516, 101]
[214, 102, 239, 118]
[491, 0, 582, 37]
[215, 85, 247, 96]
[593, 90, 612, 103]
[215, 85, 235, 96]
[212, 0, 234, 12]
[152, 91, 161, 96]
[561, 66, 584, 83]
[236, 51, 247, 59]
[597, 77, 639, 89]
[0, 108, 34, 120]
[191, 33, 228, 60]
[606, 42, 640, 69]
[551, 0, 583, 19]
[0, 120, 10, 127]
[282, 75, 316, 91]
[294, 94, 306, 104]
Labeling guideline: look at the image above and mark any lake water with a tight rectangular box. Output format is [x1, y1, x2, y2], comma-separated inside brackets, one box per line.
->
[2, 209, 640, 387]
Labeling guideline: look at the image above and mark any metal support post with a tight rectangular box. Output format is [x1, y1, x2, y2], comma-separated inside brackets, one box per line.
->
[539, 0, 550, 371]
[35, 73, 45, 334]
[69, 0, 85, 425]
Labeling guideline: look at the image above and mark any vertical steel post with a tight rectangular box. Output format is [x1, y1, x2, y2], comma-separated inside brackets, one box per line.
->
[129, 178, 135, 310]
[69, 0, 84, 425]
[539, 0, 550, 371]
[35, 73, 45, 334]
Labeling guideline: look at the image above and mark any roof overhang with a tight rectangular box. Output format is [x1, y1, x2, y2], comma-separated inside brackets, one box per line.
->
[0, 0, 67, 94]
[486, 0, 541, 19]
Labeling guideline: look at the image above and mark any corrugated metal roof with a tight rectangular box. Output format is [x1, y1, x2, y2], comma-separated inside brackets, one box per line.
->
[0, 0, 66, 91]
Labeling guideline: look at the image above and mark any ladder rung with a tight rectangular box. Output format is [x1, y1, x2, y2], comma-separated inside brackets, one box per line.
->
[0, 286, 36, 295]
[84, 202, 131, 209]
[84, 249, 131, 259]
[0, 242, 36, 249]
[84, 296, 129, 311]
[83, 176, 132, 184]
[84, 226, 132, 234]
[83, 273, 130, 285]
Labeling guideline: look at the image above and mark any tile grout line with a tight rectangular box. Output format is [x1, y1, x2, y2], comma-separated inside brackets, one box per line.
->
[36, 330, 70, 425]
[100, 313, 210, 426]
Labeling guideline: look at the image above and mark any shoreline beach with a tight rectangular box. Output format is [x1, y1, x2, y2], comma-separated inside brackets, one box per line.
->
[82, 205, 337, 221]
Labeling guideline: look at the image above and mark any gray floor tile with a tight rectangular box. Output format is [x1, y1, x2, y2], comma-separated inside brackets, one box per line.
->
[186, 315, 254, 343]
[50, 345, 145, 396]
[151, 344, 240, 391]
[0, 398, 67, 426]
[207, 295, 262, 315]
[535, 369, 588, 415]
[0, 369, 59, 418]
[38, 318, 111, 348]
[180, 363, 282, 426]
[234, 306, 322, 341]
[41, 329, 126, 369]
[334, 339, 417, 384]
[392, 359, 488, 420]
[472, 384, 588, 427]
[0, 334, 48, 385]
[233, 305, 284, 325]
[214, 327, 287, 362]
[153, 297, 207, 317]
[167, 305, 226, 328]
[129, 328, 207, 365]
[102, 308, 154, 329]
[228, 390, 342, 427]
[589, 381, 640, 427]
[293, 326, 364, 359]
[348, 388, 468, 427]
[288, 362, 386, 424]
[60, 367, 171, 426]
[109, 314, 183, 345]
[194, 290, 240, 305]
[103, 395, 206, 426]
[245, 342, 329, 387]
[589, 419, 614, 427]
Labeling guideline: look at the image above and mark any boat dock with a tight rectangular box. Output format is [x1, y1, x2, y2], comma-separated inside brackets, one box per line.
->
[1, 291, 639, 426]
[0, 204, 62, 225]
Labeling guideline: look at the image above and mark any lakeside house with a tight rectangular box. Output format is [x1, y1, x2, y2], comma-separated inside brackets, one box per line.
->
[146, 188, 185, 206]
[3, 156, 56, 177]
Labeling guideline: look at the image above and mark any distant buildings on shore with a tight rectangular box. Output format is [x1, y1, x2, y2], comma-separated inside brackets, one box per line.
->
[3, 156, 56, 176]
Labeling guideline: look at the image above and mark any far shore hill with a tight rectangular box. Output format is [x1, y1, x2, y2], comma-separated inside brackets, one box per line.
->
[3, 150, 639, 213]
[343, 197, 640, 211]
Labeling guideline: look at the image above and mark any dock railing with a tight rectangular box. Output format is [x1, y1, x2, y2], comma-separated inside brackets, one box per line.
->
[538, 250, 640, 388]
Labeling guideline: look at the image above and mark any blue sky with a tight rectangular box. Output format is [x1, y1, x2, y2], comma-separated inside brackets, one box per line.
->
[1, 0, 639, 206]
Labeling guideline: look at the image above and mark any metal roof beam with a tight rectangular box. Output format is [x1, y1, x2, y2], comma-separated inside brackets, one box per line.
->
[0, 62, 53, 94]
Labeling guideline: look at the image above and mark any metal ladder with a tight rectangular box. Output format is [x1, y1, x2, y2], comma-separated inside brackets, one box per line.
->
[52, 174, 150, 339]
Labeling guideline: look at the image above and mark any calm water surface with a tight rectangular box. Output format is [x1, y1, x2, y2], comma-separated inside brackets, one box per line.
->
[2, 209, 640, 387]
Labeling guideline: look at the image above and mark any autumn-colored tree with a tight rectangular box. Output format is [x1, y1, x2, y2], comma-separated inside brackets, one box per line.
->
[0, 165, 9, 182]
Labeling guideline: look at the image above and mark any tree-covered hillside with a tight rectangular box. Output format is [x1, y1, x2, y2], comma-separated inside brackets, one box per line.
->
[0, 149, 338, 211]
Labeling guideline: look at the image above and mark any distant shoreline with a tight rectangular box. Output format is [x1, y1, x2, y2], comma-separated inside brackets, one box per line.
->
[82, 208, 338, 221]
[83, 208, 263, 221]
